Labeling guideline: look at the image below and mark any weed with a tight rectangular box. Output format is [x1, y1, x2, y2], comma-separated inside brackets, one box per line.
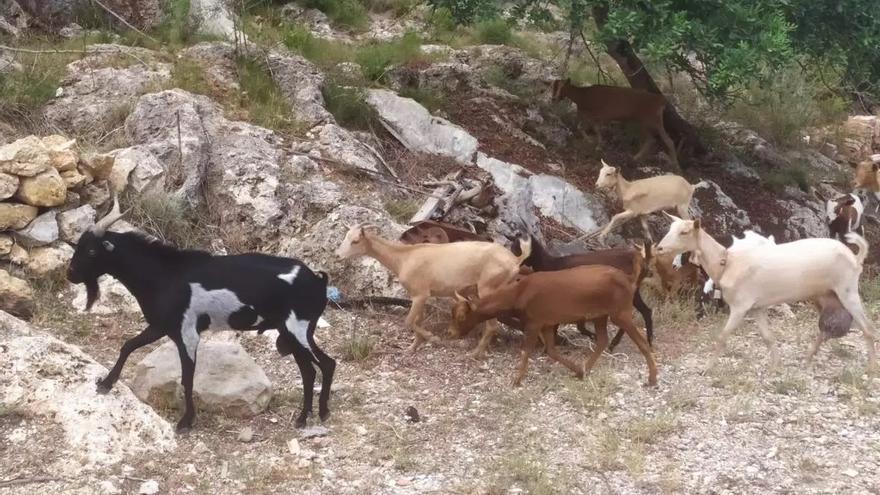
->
[321, 81, 378, 130]
[772, 374, 808, 396]
[171, 57, 214, 96]
[29, 275, 96, 340]
[361, 0, 417, 16]
[302, 0, 369, 31]
[382, 197, 419, 223]
[235, 57, 300, 132]
[760, 164, 811, 192]
[356, 32, 423, 82]
[623, 413, 678, 445]
[490, 453, 557, 495]
[399, 85, 447, 113]
[473, 17, 512, 45]
[343, 331, 375, 361]
[561, 367, 616, 412]
[123, 191, 210, 248]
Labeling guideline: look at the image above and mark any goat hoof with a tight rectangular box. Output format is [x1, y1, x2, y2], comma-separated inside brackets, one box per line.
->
[95, 377, 112, 394]
[175, 420, 193, 434]
[428, 335, 441, 344]
[294, 415, 308, 428]
[319, 409, 331, 422]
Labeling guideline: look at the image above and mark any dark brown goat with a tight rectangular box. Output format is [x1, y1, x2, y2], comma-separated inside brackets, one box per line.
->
[550, 79, 678, 168]
[510, 235, 654, 352]
[399, 220, 490, 245]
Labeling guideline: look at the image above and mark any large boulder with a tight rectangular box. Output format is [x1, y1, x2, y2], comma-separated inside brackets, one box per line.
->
[0, 311, 176, 476]
[57, 204, 96, 243]
[0, 270, 34, 318]
[0, 202, 38, 230]
[108, 145, 164, 195]
[268, 51, 333, 128]
[189, 0, 237, 40]
[0, 171, 18, 199]
[14, 0, 162, 30]
[14, 166, 67, 206]
[0, 135, 51, 176]
[14, 210, 59, 247]
[366, 89, 479, 164]
[44, 46, 171, 139]
[130, 340, 272, 417]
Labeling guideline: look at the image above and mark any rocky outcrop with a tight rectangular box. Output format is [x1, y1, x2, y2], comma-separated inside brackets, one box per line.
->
[14, 210, 58, 247]
[294, 124, 381, 173]
[0, 270, 34, 318]
[268, 51, 333, 128]
[366, 89, 479, 164]
[108, 145, 164, 195]
[131, 340, 272, 417]
[0, 311, 176, 476]
[14, 0, 162, 30]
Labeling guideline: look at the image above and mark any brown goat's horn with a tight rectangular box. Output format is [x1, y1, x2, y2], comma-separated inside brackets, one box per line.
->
[91, 194, 127, 235]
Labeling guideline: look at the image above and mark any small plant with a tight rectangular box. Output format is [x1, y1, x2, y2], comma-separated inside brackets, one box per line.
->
[303, 0, 369, 31]
[772, 374, 808, 395]
[321, 82, 378, 130]
[623, 413, 677, 445]
[383, 198, 420, 223]
[360, 0, 417, 16]
[124, 191, 209, 248]
[473, 17, 512, 45]
[760, 164, 810, 192]
[356, 32, 423, 82]
[343, 331, 375, 361]
[235, 57, 299, 132]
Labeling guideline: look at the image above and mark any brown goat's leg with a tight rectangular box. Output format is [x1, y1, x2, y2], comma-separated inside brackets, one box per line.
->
[469, 319, 499, 360]
[405, 295, 436, 353]
[612, 311, 658, 386]
[541, 325, 583, 379]
[633, 130, 656, 161]
[654, 113, 679, 170]
[582, 317, 609, 377]
[512, 323, 541, 386]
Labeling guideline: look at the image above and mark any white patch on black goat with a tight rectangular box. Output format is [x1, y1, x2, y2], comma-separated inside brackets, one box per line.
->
[278, 266, 301, 284]
[285, 310, 314, 356]
[180, 283, 249, 360]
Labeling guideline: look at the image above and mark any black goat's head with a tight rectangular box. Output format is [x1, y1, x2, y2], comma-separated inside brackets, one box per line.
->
[67, 196, 127, 310]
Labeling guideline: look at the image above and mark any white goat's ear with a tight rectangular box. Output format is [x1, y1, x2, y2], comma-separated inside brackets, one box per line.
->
[600, 159, 610, 168]
[102, 240, 115, 252]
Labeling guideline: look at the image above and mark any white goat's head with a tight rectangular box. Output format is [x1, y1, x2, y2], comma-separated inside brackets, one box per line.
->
[335, 224, 379, 259]
[656, 213, 701, 256]
[595, 159, 618, 189]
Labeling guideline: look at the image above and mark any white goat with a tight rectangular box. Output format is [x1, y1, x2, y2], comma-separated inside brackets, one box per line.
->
[700, 231, 776, 297]
[595, 159, 704, 241]
[656, 215, 877, 369]
[335, 224, 531, 355]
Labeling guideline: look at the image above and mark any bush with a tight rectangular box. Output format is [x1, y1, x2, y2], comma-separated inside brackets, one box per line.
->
[473, 17, 512, 45]
[355, 32, 423, 82]
[124, 192, 209, 248]
[303, 0, 369, 31]
[322, 81, 378, 130]
[399, 86, 447, 113]
[235, 57, 298, 132]
[361, 0, 417, 16]
[426, 0, 496, 25]
[760, 164, 810, 193]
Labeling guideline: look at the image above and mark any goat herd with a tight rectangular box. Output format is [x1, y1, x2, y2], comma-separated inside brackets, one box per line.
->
[63, 157, 877, 434]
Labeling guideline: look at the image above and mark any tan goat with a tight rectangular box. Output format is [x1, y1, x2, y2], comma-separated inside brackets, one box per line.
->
[550, 79, 678, 168]
[335, 225, 531, 353]
[594, 159, 703, 241]
[850, 155, 880, 209]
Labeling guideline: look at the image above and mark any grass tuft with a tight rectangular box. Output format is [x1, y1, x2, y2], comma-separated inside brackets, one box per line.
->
[321, 81, 378, 130]
[124, 191, 210, 249]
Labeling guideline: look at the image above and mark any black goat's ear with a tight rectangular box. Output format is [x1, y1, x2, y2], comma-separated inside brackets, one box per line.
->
[102, 240, 115, 252]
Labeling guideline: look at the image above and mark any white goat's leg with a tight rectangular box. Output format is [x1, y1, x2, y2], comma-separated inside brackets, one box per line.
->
[754, 309, 780, 372]
[706, 306, 748, 372]
[599, 210, 636, 240]
[639, 216, 653, 243]
[836, 288, 877, 368]
[675, 203, 691, 220]
[405, 295, 437, 353]
[807, 332, 830, 363]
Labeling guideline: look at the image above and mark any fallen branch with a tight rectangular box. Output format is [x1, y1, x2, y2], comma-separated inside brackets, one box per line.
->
[91, 0, 160, 44]
[330, 296, 412, 310]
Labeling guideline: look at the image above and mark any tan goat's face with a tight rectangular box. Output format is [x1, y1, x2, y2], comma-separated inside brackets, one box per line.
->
[656, 215, 700, 256]
[850, 160, 880, 191]
[595, 160, 618, 189]
[335, 225, 376, 259]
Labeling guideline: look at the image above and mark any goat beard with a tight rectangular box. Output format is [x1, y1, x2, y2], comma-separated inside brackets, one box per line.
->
[84, 277, 100, 311]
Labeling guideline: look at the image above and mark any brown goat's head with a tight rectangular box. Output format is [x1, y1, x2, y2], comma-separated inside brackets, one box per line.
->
[449, 287, 484, 338]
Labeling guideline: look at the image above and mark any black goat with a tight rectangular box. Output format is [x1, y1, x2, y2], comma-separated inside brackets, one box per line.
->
[512, 235, 654, 352]
[66, 199, 336, 432]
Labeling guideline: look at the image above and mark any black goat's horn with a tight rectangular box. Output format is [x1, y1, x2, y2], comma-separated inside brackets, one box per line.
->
[92, 193, 127, 235]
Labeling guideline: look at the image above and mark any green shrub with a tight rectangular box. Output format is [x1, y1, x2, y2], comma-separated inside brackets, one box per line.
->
[473, 17, 512, 45]
[426, 0, 496, 25]
[235, 57, 298, 132]
[425, 7, 456, 36]
[303, 0, 369, 31]
[124, 191, 209, 248]
[171, 58, 213, 96]
[355, 32, 423, 82]
[760, 164, 810, 192]
[399, 86, 447, 113]
[322, 82, 378, 130]
[361, 0, 417, 16]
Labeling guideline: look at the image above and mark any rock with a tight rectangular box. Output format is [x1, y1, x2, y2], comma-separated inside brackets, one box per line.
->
[300, 425, 330, 439]
[80, 153, 115, 181]
[841, 115, 879, 161]
[0, 270, 34, 318]
[777, 198, 828, 240]
[0, 202, 38, 230]
[237, 426, 254, 443]
[0, 135, 51, 176]
[691, 180, 751, 232]
[138, 479, 160, 495]
[15, 210, 59, 247]
[15, 167, 67, 206]
[404, 406, 420, 423]
[98, 480, 120, 495]
[14, 0, 162, 30]
[279, 3, 335, 38]
[0, 311, 176, 475]
[131, 340, 272, 417]
[80, 181, 111, 210]
[0, 171, 18, 199]
[8, 243, 27, 265]
[57, 204, 96, 243]
[44, 49, 171, 139]
[26, 243, 74, 276]
[287, 438, 301, 456]
[190, 0, 237, 40]
[60, 168, 90, 189]
[49, 150, 78, 171]
[268, 51, 332, 128]
[109, 145, 165, 195]
[295, 124, 381, 173]
[715, 121, 790, 169]
[179, 42, 240, 94]
[366, 89, 478, 164]
[69, 276, 139, 314]
[467, 45, 556, 86]
[0, 234, 12, 256]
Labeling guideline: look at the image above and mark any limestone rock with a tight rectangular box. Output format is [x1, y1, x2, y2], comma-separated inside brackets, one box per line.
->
[50, 149, 78, 172]
[0, 202, 38, 230]
[267, 51, 332, 128]
[60, 168, 90, 189]
[15, 167, 67, 206]
[295, 124, 381, 173]
[131, 340, 272, 417]
[58, 204, 96, 243]
[81, 153, 115, 181]
[14, 0, 162, 30]
[190, 0, 237, 40]
[366, 89, 478, 164]
[69, 276, 139, 314]
[179, 42, 240, 95]
[0, 171, 18, 199]
[0, 270, 34, 318]
[0, 311, 176, 476]
[0, 234, 12, 256]
[14, 210, 59, 247]
[109, 145, 164, 195]
[25, 242, 74, 276]
[0, 135, 50, 176]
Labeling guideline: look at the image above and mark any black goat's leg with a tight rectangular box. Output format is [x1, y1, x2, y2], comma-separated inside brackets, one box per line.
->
[290, 344, 317, 428]
[172, 334, 199, 433]
[633, 290, 654, 346]
[306, 320, 336, 423]
[97, 325, 164, 393]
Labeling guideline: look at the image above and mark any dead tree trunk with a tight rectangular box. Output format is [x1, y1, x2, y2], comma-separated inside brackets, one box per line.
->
[591, 4, 707, 163]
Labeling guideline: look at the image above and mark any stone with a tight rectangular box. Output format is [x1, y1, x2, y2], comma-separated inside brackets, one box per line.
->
[69, 276, 139, 314]
[0, 234, 12, 256]
[690, 180, 751, 232]
[288, 438, 301, 456]
[0, 135, 51, 176]
[300, 425, 330, 439]
[841, 115, 879, 161]
[131, 340, 272, 417]
[58, 204, 96, 243]
[294, 124, 381, 173]
[190, 0, 237, 40]
[14, 0, 162, 30]
[60, 168, 90, 189]
[48, 149, 78, 172]
[366, 89, 478, 164]
[179, 42, 240, 95]
[237, 426, 254, 443]
[80, 153, 115, 181]
[14, 210, 59, 247]
[80, 181, 111, 210]
[0, 171, 18, 199]
[25, 243, 74, 276]
[7, 243, 27, 265]
[0, 270, 34, 319]
[267, 51, 332, 128]
[138, 479, 160, 495]
[15, 167, 67, 206]
[109, 145, 165, 195]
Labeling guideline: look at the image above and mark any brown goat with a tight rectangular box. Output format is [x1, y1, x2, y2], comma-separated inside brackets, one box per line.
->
[825, 194, 865, 244]
[453, 258, 657, 386]
[399, 220, 490, 245]
[850, 158, 880, 193]
[550, 79, 678, 168]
